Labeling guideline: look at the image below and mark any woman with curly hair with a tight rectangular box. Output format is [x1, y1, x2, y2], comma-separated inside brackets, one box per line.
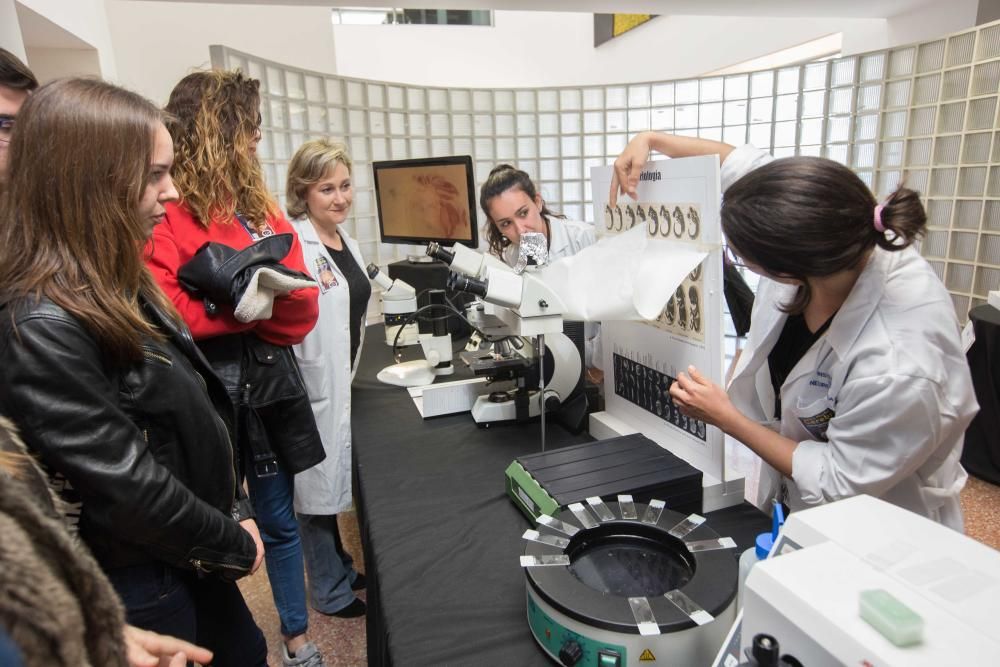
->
[145, 70, 326, 667]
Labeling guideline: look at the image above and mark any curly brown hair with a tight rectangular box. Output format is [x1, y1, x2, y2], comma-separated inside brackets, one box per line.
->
[165, 70, 278, 230]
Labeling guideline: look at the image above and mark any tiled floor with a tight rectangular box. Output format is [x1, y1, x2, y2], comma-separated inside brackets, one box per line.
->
[240, 474, 1000, 667]
[238, 512, 367, 666]
[961, 474, 1000, 551]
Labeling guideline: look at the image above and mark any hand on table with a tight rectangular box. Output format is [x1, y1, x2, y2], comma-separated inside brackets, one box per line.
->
[585, 366, 605, 385]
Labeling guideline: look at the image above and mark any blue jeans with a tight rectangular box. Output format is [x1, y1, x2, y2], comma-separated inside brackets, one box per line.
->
[107, 562, 267, 667]
[298, 513, 359, 613]
[246, 464, 309, 638]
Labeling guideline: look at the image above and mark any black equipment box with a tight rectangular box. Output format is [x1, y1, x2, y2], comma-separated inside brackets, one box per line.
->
[505, 433, 703, 521]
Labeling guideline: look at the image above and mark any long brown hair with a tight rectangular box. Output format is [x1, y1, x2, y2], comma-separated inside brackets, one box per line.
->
[165, 70, 278, 229]
[479, 163, 565, 258]
[722, 157, 927, 313]
[0, 78, 180, 362]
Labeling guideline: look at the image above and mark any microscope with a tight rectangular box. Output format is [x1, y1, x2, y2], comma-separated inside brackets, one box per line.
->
[426, 236, 587, 433]
[427, 237, 565, 337]
[367, 263, 454, 387]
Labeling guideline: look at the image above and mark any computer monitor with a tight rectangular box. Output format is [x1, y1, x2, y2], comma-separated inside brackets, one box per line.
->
[372, 155, 479, 250]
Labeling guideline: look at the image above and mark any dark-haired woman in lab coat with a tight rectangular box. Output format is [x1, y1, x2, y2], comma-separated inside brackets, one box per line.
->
[612, 132, 977, 530]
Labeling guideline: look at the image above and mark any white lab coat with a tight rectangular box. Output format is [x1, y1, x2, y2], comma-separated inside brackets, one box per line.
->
[727, 245, 977, 531]
[503, 217, 597, 265]
[290, 218, 367, 515]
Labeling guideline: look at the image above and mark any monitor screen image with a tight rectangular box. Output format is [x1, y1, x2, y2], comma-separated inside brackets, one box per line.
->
[372, 155, 478, 248]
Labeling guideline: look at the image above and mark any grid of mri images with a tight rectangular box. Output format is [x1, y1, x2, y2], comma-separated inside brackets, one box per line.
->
[212, 21, 1000, 325]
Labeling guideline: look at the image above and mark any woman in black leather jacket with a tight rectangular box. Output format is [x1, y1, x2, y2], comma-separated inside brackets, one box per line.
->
[0, 78, 267, 666]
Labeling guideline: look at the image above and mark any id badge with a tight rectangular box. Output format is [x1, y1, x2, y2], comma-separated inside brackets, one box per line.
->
[314, 256, 338, 293]
[798, 407, 835, 441]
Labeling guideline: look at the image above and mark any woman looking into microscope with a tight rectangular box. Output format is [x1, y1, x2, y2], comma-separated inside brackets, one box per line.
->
[480, 164, 601, 377]
[480, 164, 596, 267]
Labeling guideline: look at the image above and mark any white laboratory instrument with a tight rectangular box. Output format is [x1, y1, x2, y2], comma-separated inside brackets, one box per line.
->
[367, 263, 419, 346]
[428, 237, 588, 433]
[368, 264, 454, 387]
[736, 495, 1000, 666]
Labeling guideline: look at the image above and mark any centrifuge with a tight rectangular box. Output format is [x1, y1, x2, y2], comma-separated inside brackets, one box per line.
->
[520, 497, 738, 666]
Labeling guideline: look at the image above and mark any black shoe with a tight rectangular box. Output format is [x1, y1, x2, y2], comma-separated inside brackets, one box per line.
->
[327, 598, 366, 619]
[350, 573, 367, 591]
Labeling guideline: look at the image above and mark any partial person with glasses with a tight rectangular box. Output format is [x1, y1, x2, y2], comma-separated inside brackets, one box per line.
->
[0, 48, 38, 189]
[145, 70, 328, 667]
[285, 138, 369, 619]
[0, 77, 267, 665]
[612, 132, 978, 530]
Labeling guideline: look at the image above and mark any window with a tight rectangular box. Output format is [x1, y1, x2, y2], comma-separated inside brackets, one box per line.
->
[331, 7, 492, 26]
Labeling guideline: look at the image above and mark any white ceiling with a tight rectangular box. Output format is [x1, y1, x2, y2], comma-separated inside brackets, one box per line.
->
[118, 0, 942, 20]
[16, 4, 94, 49]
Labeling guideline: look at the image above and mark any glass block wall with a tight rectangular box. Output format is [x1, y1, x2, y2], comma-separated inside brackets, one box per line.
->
[210, 21, 1000, 323]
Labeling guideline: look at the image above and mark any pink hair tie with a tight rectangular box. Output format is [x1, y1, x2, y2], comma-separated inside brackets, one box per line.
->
[873, 203, 886, 233]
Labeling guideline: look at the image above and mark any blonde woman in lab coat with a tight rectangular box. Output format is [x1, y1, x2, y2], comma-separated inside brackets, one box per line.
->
[286, 138, 367, 618]
[612, 133, 978, 531]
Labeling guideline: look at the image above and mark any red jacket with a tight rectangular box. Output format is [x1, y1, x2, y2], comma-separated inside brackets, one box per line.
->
[146, 201, 319, 345]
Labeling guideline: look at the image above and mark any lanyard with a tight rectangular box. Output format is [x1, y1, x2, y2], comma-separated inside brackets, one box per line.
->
[235, 213, 273, 241]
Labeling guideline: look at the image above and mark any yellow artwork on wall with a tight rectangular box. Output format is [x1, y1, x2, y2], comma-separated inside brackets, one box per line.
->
[613, 14, 654, 37]
[594, 13, 657, 47]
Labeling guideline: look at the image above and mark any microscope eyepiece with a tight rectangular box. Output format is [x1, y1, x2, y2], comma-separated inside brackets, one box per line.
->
[447, 271, 488, 298]
[426, 242, 455, 264]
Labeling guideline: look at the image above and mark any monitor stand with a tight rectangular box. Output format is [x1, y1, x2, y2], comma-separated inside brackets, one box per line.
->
[406, 254, 435, 263]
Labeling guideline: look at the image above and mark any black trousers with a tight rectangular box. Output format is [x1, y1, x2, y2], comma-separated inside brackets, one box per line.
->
[107, 562, 267, 667]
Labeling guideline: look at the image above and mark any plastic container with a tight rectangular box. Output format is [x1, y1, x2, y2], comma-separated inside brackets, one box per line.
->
[737, 501, 785, 609]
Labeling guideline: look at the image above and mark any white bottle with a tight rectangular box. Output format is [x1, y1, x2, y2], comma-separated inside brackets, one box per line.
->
[737, 502, 785, 609]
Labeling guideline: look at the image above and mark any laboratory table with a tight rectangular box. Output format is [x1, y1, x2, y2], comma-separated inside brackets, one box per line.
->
[963, 304, 1000, 484]
[351, 325, 770, 666]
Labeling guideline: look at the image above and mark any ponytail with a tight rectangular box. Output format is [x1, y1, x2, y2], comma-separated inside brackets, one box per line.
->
[873, 186, 927, 250]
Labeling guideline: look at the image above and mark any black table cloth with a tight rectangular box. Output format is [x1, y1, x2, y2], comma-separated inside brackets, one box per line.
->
[964, 304, 1000, 484]
[351, 325, 769, 665]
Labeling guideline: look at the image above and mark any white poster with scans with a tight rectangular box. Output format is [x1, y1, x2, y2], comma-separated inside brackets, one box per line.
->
[590, 156, 729, 484]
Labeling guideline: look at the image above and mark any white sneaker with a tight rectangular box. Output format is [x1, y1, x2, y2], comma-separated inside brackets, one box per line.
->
[282, 641, 326, 667]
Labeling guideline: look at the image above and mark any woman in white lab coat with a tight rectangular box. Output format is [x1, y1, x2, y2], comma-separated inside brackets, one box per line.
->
[285, 138, 367, 617]
[480, 163, 596, 265]
[612, 133, 978, 530]
[480, 164, 601, 372]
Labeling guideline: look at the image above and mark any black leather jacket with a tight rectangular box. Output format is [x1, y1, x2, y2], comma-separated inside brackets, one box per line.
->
[0, 296, 255, 578]
[198, 333, 326, 478]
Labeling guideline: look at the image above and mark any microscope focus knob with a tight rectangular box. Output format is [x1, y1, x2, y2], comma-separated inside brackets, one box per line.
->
[544, 395, 562, 411]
